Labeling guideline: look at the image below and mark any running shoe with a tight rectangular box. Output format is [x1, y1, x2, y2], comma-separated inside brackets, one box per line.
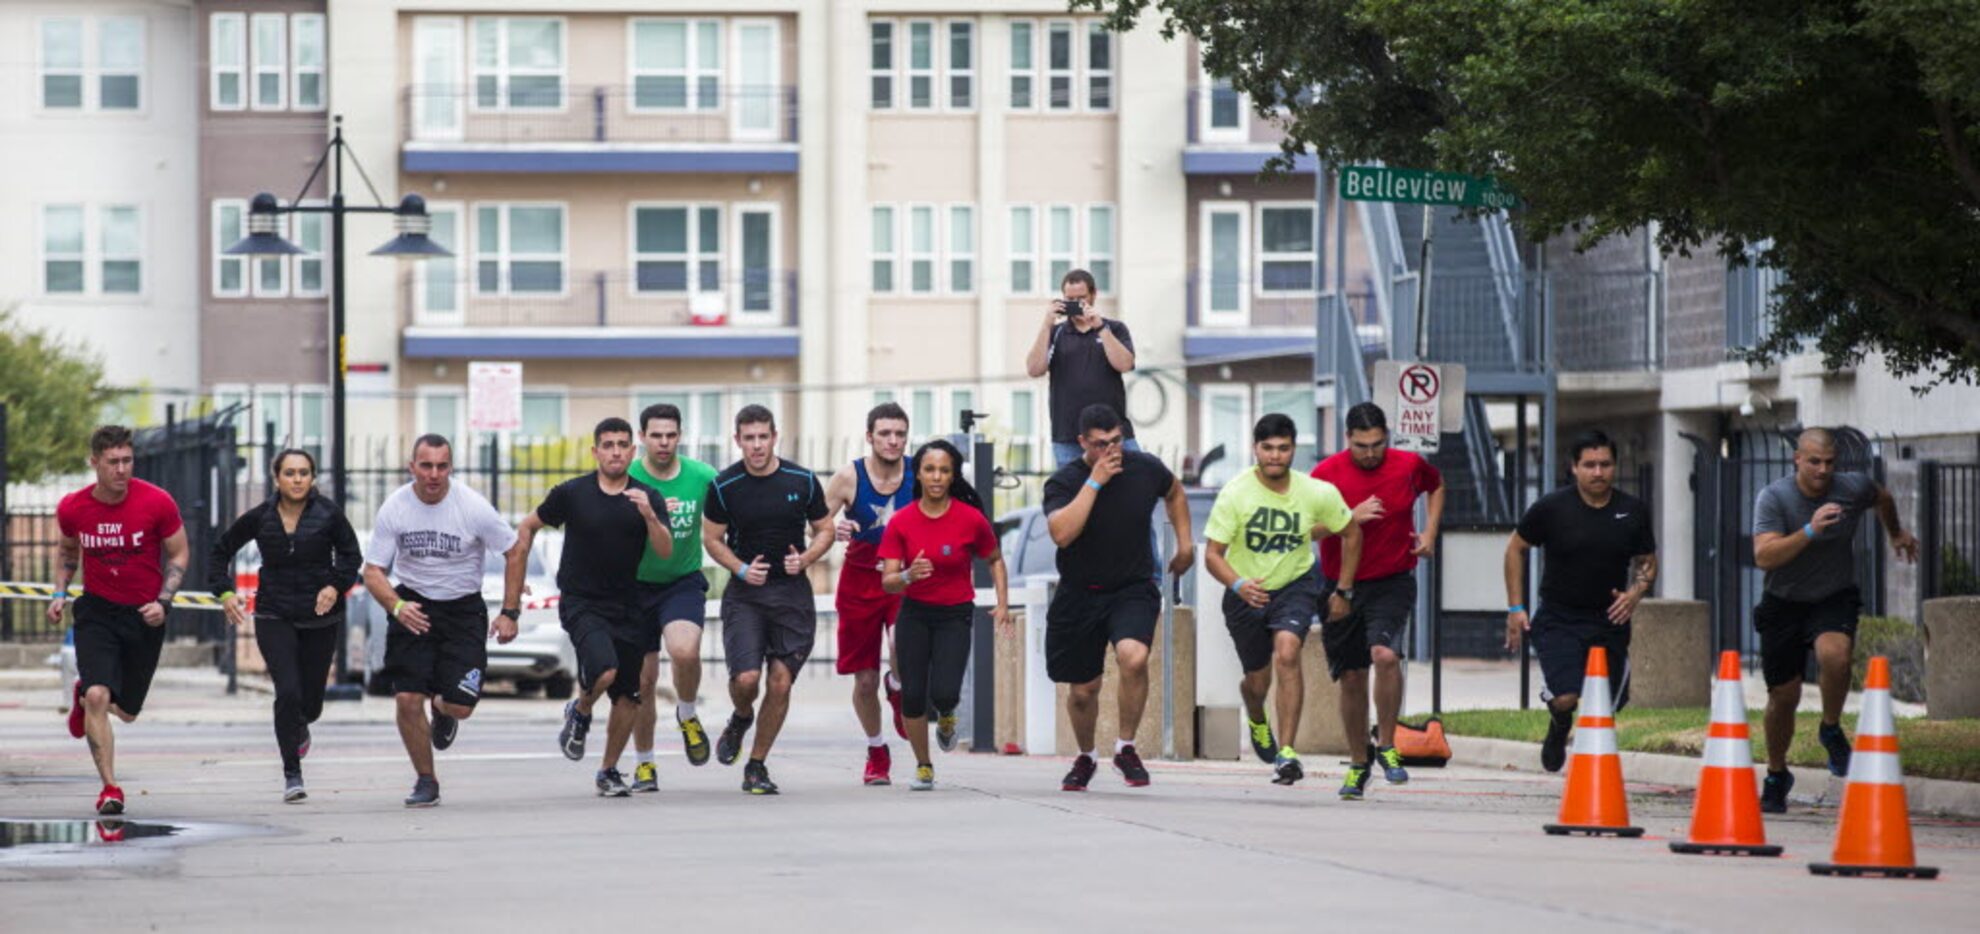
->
[284, 770, 307, 803]
[67, 679, 86, 739]
[1061, 754, 1098, 792]
[95, 784, 125, 816]
[885, 671, 907, 740]
[910, 764, 935, 791]
[1113, 745, 1151, 787]
[1375, 744, 1409, 785]
[631, 761, 659, 793]
[1272, 750, 1305, 786]
[1247, 716, 1277, 764]
[936, 712, 960, 752]
[297, 723, 312, 760]
[716, 713, 752, 766]
[1541, 709, 1572, 773]
[678, 714, 711, 766]
[404, 775, 440, 808]
[741, 760, 779, 795]
[431, 710, 458, 751]
[1759, 769, 1794, 814]
[1339, 763, 1372, 800]
[1819, 721, 1852, 777]
[863, 744, 892, 786]
[558, 700, 590, 761]
[596, 767, 631, 798]
[95, 820, 126, 843]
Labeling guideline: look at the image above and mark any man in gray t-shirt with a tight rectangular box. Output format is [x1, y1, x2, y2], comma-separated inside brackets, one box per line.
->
[1749, 429, 1917, 813]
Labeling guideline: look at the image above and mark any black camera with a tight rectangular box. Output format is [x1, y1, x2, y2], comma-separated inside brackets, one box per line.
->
[1061, 298, 1084, 317]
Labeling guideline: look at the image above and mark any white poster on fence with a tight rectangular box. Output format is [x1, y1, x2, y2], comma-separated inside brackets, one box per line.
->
[468, 361, 523, 432]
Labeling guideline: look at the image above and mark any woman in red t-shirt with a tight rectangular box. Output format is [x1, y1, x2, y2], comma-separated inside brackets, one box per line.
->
[878, 439, 1011, 790]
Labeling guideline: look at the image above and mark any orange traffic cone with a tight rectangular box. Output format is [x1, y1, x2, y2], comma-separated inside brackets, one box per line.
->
[1543, 647, 1643, 837]
[1809, 656, 1939, 879]
[1671, 651, 1781, 856]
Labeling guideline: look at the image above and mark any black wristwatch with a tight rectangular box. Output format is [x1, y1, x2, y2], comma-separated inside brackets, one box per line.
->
[499, 607, 521, 621]
[1335, 588, 1355, 603]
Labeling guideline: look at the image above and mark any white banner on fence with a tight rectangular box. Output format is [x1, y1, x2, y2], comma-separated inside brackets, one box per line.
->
[468, 361, 523, 433]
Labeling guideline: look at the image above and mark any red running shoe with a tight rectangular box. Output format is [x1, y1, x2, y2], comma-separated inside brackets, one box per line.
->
[863, 743, 892, 786]
[884, 671, 907, 740]
[67, 679, 86, 739]
[96, 784, 125, 816]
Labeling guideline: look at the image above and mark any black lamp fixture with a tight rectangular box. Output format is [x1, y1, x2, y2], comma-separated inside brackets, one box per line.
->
[222, 115, 451, 507]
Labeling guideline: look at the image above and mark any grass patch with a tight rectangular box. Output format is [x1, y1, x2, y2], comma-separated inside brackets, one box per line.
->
[1437, 708, 1980, 783]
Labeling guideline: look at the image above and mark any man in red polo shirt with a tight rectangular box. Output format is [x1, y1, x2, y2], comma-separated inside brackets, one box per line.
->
[51, 425, 190, 815]
[1311, 403, 1444, 786]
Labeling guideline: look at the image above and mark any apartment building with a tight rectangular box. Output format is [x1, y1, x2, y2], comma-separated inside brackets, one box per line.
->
[0, 1, 200, 412]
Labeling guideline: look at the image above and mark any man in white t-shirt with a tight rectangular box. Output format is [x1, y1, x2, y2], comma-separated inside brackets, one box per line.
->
[361, 434, 520, 808]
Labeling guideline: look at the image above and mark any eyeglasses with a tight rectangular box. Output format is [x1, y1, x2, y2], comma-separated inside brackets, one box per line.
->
[1085, 436, 1125, 449]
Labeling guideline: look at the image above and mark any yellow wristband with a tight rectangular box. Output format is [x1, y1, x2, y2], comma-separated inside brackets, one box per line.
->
[220, 591, 236, 602]
[391, 599, 406, 617]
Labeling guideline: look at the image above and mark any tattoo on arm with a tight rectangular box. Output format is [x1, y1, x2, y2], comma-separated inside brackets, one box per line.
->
[1629, 554, 1657, 592]
[158, 564, 186, 603]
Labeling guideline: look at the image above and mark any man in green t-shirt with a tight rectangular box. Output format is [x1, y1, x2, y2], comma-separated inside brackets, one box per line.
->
[1204, 413, 1363, 790]
[624, 403, 720, 791]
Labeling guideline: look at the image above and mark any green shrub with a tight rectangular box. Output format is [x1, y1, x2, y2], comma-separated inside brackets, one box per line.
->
[1854, 615, 1926, 703]
[1940, 544, 1980, 596]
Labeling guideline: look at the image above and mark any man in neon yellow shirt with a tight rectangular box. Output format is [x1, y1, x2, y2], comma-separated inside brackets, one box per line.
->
[1204, 413, 1364, 792]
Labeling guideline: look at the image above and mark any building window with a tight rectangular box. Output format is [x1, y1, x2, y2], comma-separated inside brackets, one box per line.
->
[416, 202, 462, 320]
[1199, 69, 1246, 142]
[475, 204, 566, 295]
[948, 21, 974, 109]
[907, 205, 937, 294]
[1257, 204, 1316, 293]
[210, 13, 245, 110]
[632, 204, 721, 293]
[1200, 385, 1251, 487]
[1257, 384, 1319, 470]
[1009, 205, 1036, 294]
[1087, 204, 1115, 293]
[250, 13, 285, 109]
[870, 205, 896, 293]
[213, 200, 246, 297]
[631, 19, 722, 111]
[293, 212, 326, 297]
[291, 13, 325, 110]
[736, 205, 778, 320]
[1009, 389, 1038, 472]
[418, 388, 465, 443]
[1086, 22, 1112, 110]
[41, 204, 141, 296]
[1200, 202, 1249, 324]
[42, 206, 86, 294]
[1045, 21, 1074, 111]
[948, 205, 975, 294]
[520, 390, 567, 438]
[253, 213, 288, 297]
[1046, 204, 1075, 287]
[472, 17, 565, 111]
[869, 21, 895, 109]
[100, 206, 142, 295]
[1009, 22, 1035, 110]
[40, 16, 142, 112]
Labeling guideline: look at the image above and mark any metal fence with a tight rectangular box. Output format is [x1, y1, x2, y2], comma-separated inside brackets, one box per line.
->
[1918, 461, 1980, 607]
[402, 84, 799, 145]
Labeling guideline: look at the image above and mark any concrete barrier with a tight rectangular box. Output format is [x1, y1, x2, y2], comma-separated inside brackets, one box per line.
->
[1925, 596, 1980, 719]
[1047, 606, 1196, 759]
[1273, 633, 1350, 755]
[1628, 598, 1711, 708]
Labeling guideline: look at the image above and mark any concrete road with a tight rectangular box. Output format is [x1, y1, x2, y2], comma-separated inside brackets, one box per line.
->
[2, 671, 1973, 933]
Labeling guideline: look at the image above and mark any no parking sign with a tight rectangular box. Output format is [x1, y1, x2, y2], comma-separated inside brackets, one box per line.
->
[1372, 360, 1465, 453]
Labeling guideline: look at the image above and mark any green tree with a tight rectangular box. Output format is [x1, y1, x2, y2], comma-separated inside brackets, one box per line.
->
[0, 309, 113, 483]
[1079, 0, 1980, 381]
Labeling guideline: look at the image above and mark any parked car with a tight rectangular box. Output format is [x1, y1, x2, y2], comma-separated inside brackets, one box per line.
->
[355, 539, 572, 698]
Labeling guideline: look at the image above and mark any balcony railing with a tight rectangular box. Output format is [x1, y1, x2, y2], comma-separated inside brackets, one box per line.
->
[403, 84, 798, 145]
[403, 269, 797, 329]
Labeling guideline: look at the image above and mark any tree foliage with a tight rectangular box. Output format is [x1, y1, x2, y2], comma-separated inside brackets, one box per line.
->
[0, 309, 113, 483]
[1078, 0, 1980, 381]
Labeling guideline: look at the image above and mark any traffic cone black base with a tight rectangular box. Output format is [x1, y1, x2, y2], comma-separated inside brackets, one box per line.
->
[1809, 862, 1939, 880]
[1672, 840, 1782, 856]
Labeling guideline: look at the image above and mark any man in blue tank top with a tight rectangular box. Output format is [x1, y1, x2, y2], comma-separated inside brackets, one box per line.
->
[825, 403, 915, 786]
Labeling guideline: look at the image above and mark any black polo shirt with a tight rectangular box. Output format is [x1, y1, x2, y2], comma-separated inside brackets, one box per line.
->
[1047, 319, 1136, 443]
[1042, 450, 1173, 591]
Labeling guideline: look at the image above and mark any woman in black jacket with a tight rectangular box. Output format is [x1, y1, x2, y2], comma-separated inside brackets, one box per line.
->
[209, 448, 362, 802]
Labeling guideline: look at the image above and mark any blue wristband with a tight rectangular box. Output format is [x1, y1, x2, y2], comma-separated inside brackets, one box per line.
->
[1230, 578, 1247, 594]
[1084, 478, 1103, 492]
[1803, 522, 1815, 539]
[1508, 604, 1525, 614]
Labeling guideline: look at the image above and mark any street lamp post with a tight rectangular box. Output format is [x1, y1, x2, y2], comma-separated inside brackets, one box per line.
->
[225, 114, 449, 506]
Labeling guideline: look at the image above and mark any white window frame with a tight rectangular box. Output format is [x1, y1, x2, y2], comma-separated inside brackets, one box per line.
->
[38, 203, 145, 298]
[731, 201, 781, 325]
[1007, 387, 1043, 472]
[1085, 203, 1116, 294]
[906, 203, 938, 295]
[1044, 20, 1075, 112]
[1256, 383, 1320, 469]
[209, 12, 246, 111]
[416, 385, 467, 443]
[473, 202, 569, 298]
[290, 13, 326, 112]
[39, 203, 87, 296]
[1007, 20, 1036, 111]
[99, 204, 143, 296]
[1255, 201, 1319, 297]
[1197, 64, 1248, 143]
[628, 202, 723, 296]
[1008, 204, 1037, 295]
[39, 17, 86, 111]
[1045, 203, 1077, 288]
[946, 204, 976, 295]
[411, 16, 465, 141]
[1085, 21, 1113, 112]
[414, 199, 464, 325]
[729, 18, 781, 142]
[250, 212, 289, 298]
[470, 16, 567, 113]
[250, 12, 286, 111]
[871, 17, 974, 114]
[870, 204, 897, 294]
[39, 16, 145, 114]
[1018, 18, 1111, 114]
[1198, 384, 1253, 488]
[212, 198, 247, 298]
[97, 16, 145, 112]
[946, 19, 975, 111]
[904, 19, 937, 111]
[1199, 201, 1251, 326]
[291, 208, 328, 298]
[519, 386, 571, 440]
[628, 18, 723, 113]
[868, 20, 896, 110]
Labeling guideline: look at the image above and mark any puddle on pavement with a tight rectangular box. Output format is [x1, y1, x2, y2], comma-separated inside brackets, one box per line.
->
[0, 817, 269, 870]
[1, 818, 182, 848]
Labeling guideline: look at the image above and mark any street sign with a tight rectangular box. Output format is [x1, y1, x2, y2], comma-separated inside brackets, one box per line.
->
[1340, 166, 1519, 210]
[468, 361, 523, 432]
[1372, 360, 1466, 454]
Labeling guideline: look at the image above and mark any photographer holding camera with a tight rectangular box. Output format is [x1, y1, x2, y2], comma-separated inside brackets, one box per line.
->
[1024, 269, 1139, 468]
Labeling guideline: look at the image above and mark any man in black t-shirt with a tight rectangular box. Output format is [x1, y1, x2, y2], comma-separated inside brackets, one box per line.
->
[1503, 429, 1657, 773]
[1024, 268, 1139, 468]
[508, 418, 671, 797]
[1040, 404, 1195, 792]
[701, 405, 834, 795]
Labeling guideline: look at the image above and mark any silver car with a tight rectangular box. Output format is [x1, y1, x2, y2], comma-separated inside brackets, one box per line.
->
[357, 543, 574, 699]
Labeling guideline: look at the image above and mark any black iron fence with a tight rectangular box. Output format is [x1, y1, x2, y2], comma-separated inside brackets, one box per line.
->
[1918, 461, 1980, 606]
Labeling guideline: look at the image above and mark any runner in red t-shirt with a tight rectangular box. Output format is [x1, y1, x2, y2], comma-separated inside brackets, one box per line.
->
[877, 439, 1011, 790]
[50, 426, 190, 816]
[1311, 403, 1444, 785]
[824, 403, 914, 785]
